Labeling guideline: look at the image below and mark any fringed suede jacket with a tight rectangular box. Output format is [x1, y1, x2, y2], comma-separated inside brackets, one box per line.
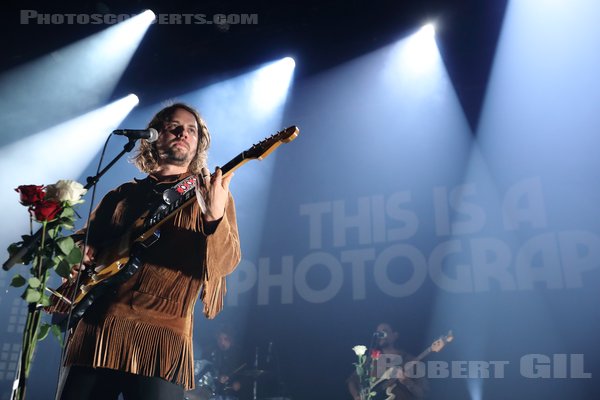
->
[64, 173, 241, 390]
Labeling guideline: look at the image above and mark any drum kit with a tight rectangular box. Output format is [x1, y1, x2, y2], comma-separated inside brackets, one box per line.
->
[185, 358, 291, 400]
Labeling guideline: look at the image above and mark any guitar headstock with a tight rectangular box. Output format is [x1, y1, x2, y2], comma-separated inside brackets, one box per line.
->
[244, 126, 299, 161]
[431, 330, 454, 353]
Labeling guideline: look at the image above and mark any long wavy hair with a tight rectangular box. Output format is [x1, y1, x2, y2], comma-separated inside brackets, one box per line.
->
[133, 103, 211, 174]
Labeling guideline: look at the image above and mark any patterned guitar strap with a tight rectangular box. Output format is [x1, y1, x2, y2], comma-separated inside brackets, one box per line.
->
[143, 174, 199, 220]
[161, 174, 199, 205]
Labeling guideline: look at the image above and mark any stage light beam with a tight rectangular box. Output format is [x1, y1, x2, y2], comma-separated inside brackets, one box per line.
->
[382, 22, 442, 93]
[0, 9, 155, 146]
[0, 95, 140, 275]
[126, 93, 140, 107]
[405, 23, 439, 75]
[0, 94, 141, 199]
[420, 23, 436, 38]
[250, 57, 296, 115]
[140, 9, 156, 23]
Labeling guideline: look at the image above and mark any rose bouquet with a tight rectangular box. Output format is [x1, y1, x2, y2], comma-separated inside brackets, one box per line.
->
[352, 345, 374, 400]
[352, 345, 380, 400]
[7, 180, 86, 400]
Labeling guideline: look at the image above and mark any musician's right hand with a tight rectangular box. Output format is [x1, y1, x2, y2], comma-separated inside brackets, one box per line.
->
[66, 244, 96, 282]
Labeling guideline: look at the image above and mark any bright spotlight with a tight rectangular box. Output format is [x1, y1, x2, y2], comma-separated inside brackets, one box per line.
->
[384, 22, 441, 83]
[140, 9, 156, 23]
[403, 23, 439, 75]
[109, 9, 156, 55]
[282, 57, 296, 69]
[420, 23, 436, 38]
[250, 57, 296, 114]
[126, 93, 140, 107]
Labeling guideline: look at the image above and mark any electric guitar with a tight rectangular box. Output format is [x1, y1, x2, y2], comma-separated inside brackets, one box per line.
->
[370, 330, 454, 400]
[47, 126, 299, 329]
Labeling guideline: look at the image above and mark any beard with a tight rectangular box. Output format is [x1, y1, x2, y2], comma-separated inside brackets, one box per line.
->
[159, 142, 193, 166]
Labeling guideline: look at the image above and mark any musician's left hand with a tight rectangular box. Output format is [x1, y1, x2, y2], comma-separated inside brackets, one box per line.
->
[197, 167, 233, 222]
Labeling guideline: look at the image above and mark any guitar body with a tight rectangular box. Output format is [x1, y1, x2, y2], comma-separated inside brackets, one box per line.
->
[50, 228, 159, 329]
[66, 251, 141, 328]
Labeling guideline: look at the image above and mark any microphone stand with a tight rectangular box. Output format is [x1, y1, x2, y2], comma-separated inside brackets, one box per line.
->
[84, 138, 136, 189]
[56, 138, 138, 400]
[253, 346, 259, 400]
[269, 341, 289, 398]
[2, 139, 137, 271]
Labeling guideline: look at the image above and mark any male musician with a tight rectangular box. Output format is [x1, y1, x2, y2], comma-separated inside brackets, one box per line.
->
[58, 103, 242, 400]
[208, 325, 245, 399]
[347, 322, 427, 400]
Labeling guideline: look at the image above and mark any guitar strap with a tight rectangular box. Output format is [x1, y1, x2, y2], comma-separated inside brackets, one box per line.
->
[143, 174, 199, 222]
[161, 174, 199, 205]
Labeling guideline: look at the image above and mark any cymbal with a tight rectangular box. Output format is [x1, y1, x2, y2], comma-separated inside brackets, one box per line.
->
[237, 369, 272, 379]
[193, 359, 213, 376]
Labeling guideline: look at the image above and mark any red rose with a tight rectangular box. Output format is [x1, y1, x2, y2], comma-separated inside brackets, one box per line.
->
[371, 349, 382, 360]
[32, 200, 62, 222]
[15, 185, 45, 206]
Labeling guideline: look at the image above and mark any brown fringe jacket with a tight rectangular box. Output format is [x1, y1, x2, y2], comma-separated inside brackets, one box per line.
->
[64, 174, 241, 390]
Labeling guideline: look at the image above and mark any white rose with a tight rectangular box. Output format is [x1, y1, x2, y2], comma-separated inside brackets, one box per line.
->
[46, 180, 87, 204]
[352, 345, 367, 357]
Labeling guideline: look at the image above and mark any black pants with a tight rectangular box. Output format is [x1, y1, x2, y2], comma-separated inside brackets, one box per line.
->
[60, 366, 184, 400]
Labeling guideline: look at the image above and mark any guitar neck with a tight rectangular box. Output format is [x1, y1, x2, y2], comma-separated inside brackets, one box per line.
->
[220, 152, 247, 177]
[413, 347, 432, 363]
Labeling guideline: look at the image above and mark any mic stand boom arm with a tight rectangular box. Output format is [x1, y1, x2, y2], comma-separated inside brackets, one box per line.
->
[2, 139, 137, 271]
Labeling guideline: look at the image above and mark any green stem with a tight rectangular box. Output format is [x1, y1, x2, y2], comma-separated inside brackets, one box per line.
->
[15, 304, 37, 400]
[36, 221, 47, 280]
[15, 221, 48, 400]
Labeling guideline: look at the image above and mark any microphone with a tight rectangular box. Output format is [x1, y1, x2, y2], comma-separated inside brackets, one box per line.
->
[373, 331, 387, 339]
[112, 128, 159, 142]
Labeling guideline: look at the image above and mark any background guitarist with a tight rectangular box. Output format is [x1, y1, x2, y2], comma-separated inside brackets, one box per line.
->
[207, 324, 245, 399]
[347, 322, 428, 400]
[58, 103, 242, 400]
